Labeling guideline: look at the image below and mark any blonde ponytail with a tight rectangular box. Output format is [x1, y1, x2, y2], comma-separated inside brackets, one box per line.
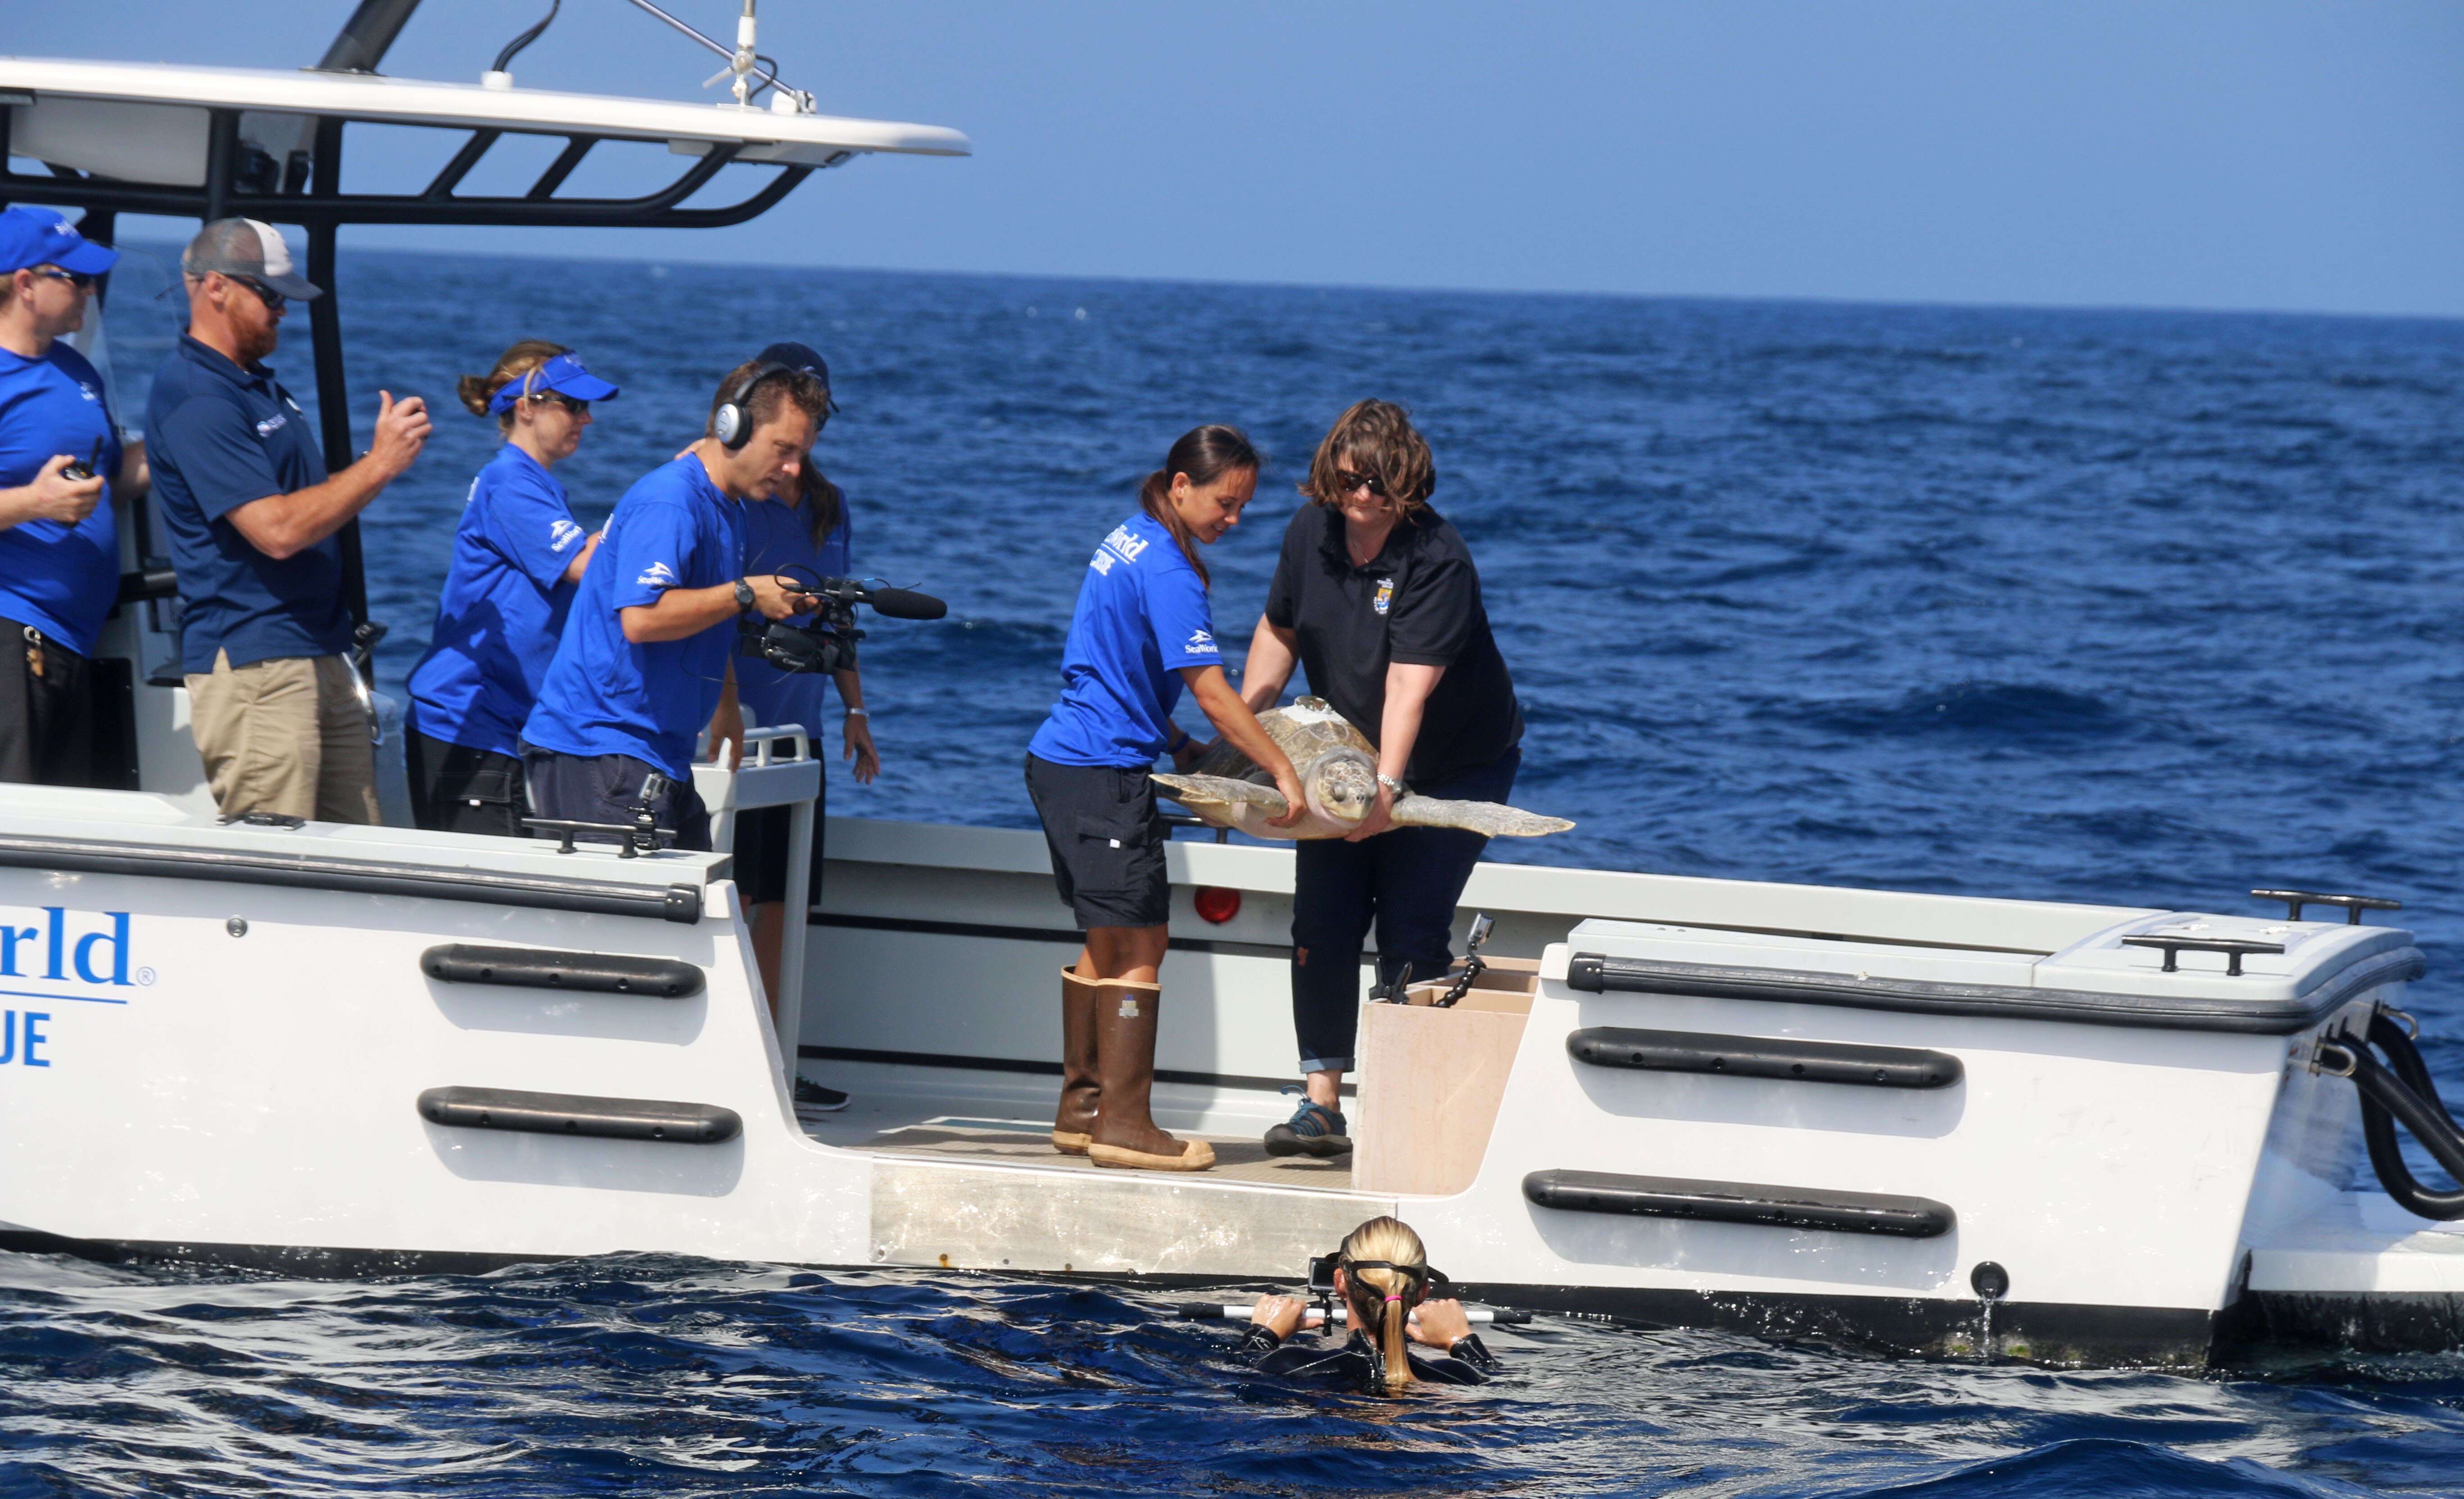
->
[1340, 1216, 1428, 1393]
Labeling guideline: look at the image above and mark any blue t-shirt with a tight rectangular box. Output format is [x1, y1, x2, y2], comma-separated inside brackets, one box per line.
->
[0, 341, 122, 654]
[146, 333, 340, 671]
[521, 455, 747, 779]
[1027, 512, 1223, 768]
[735, 486, 852, 735]
[403, 445, 593, 757]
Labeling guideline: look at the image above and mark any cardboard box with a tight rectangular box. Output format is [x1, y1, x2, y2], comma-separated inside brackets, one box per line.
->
[1352, 957, 1536, 1196]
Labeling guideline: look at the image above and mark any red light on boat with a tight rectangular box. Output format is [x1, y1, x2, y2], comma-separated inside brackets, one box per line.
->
[1193, 886, 1241, 925]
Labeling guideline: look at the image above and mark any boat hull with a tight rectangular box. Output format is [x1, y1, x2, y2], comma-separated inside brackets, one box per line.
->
[3, 791, 2459, 1366]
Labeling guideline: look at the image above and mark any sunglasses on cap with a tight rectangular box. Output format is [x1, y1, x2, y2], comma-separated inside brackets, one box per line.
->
[1335, 468, 1390, 499]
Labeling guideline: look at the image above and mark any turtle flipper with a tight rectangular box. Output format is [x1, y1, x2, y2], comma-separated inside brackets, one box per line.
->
[1152, 773, 1291, 826]
[1387, 796, 1574, 837]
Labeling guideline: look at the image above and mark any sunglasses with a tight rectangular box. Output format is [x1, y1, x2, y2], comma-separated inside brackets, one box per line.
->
[32, 268, 95, 290]
[528, 391, 591, 415]
[228, 275, 285, 311]
[1335, 468, 1389, 499]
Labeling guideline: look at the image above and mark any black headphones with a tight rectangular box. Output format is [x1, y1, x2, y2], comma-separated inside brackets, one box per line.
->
[712, 361, 794, 450]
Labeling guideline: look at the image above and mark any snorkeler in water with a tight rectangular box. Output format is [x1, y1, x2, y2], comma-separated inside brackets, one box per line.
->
[1238, 1216, 1499, 1391]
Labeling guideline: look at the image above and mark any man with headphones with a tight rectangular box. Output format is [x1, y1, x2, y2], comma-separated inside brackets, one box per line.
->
[519, 359, 831, 849]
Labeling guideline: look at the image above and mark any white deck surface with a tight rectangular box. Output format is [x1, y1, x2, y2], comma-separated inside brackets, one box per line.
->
[792, 1059, 1305, 1154]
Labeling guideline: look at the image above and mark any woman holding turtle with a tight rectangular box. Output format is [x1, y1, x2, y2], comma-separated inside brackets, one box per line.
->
[1238, 399, 1526, 1158]
[1024, 425, 1308, 1173]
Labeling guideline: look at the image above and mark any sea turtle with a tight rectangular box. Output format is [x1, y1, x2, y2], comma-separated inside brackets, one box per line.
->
[1152, 697, 1574, 840]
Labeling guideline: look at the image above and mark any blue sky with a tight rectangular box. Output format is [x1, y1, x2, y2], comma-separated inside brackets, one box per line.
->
[10, 1, 2461, 316]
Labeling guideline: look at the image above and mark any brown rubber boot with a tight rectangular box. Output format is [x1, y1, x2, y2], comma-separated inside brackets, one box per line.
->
[1053, 966, 1101, 1154]
[1087, 979, 1216, 1172]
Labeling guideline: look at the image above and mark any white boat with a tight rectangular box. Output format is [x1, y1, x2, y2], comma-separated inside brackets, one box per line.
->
[4, 4, 2460, 1367]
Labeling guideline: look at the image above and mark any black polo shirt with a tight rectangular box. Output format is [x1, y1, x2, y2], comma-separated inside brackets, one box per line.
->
[1261, 502, 1522, 786]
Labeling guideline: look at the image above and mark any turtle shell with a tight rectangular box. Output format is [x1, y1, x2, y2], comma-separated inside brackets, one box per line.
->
[1189, 696, 1372, 783]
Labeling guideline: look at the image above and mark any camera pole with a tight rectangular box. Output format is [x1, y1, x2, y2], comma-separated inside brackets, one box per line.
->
[778, 759, 813, 1065]
[1176, 1304, 1527, 1326]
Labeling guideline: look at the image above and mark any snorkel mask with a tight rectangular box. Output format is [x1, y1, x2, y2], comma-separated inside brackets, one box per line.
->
[1307, 1252, 1449, 1308]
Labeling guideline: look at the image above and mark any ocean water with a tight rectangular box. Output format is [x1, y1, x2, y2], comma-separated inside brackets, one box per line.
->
[10, 247, 2462, 1494]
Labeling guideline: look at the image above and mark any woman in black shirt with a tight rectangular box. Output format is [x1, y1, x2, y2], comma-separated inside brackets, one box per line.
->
[1237, 1215, 1499, 1390]
[1238, 400, 1524, 1157]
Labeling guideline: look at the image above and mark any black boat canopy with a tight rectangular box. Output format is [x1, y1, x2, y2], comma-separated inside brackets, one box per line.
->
[0, 0, 965, 644]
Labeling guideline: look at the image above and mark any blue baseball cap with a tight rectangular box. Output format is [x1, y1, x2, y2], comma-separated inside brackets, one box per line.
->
[0, 207, 119, 277]
[489, 351, 621, 413]
[755, 341, 842, 411]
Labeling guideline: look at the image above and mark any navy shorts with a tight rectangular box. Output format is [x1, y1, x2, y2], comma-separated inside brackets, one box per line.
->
[407, 730, 529, 838]
[1024, 752, 1169, 930]
[523, 748, 713, 853]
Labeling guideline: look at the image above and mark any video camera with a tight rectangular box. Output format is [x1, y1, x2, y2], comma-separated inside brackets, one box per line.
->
[738, 573, 948, 676]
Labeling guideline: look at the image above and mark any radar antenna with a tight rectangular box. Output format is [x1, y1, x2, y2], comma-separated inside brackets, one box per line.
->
[621, 0, 814, 114]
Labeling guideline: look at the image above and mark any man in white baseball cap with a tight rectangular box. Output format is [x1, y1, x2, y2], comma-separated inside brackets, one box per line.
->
[178, 217, 325, 301]
[148, 217, 430, 823]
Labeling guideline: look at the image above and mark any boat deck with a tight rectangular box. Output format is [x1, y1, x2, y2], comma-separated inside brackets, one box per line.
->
[790, 1059, 1359, 1192]
[849, 1120, 1354, 1189]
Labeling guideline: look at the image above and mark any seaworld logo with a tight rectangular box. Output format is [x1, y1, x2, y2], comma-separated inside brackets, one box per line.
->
[1094, 524, 1150, 573]
[0, 907, 148, 988]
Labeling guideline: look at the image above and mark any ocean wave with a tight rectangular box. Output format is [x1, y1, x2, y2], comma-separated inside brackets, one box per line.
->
[11, 1255, 2464, 1499]
[1790, 683, 2133, 745]
[1834, 1437, 2349, 1498]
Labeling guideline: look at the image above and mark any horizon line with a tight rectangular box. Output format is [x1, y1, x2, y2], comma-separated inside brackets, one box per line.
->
[94, 232, 2464, 330]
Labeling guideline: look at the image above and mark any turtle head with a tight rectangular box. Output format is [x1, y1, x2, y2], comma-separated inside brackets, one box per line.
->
[1310, 755, 1377, 826]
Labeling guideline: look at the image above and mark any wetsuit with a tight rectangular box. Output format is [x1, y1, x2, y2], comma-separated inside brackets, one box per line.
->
[1235, 1325, 1499, 1388]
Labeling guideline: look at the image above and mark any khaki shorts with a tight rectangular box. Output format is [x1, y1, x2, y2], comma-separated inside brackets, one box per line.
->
[186, 650, 380, 825]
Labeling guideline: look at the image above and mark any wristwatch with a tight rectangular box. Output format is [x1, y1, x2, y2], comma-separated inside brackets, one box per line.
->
[734, 579, 756, 614]
[1376, 774, 1407, 795]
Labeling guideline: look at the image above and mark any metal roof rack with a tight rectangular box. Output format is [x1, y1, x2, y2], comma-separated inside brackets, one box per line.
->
[0, 58, 968, 230]
[0, 0, 965, 649]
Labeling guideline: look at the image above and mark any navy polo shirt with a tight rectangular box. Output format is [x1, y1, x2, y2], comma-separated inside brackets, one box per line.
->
[0, 341, 122, 654]
[1028, 512, 1223, 769]
[521, 455, 747, 779]
[146, 333, 341, 672]
[734, 484, 851, 735]
[404, 445, 592, 758]
[1263, 502, 1522, 786]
